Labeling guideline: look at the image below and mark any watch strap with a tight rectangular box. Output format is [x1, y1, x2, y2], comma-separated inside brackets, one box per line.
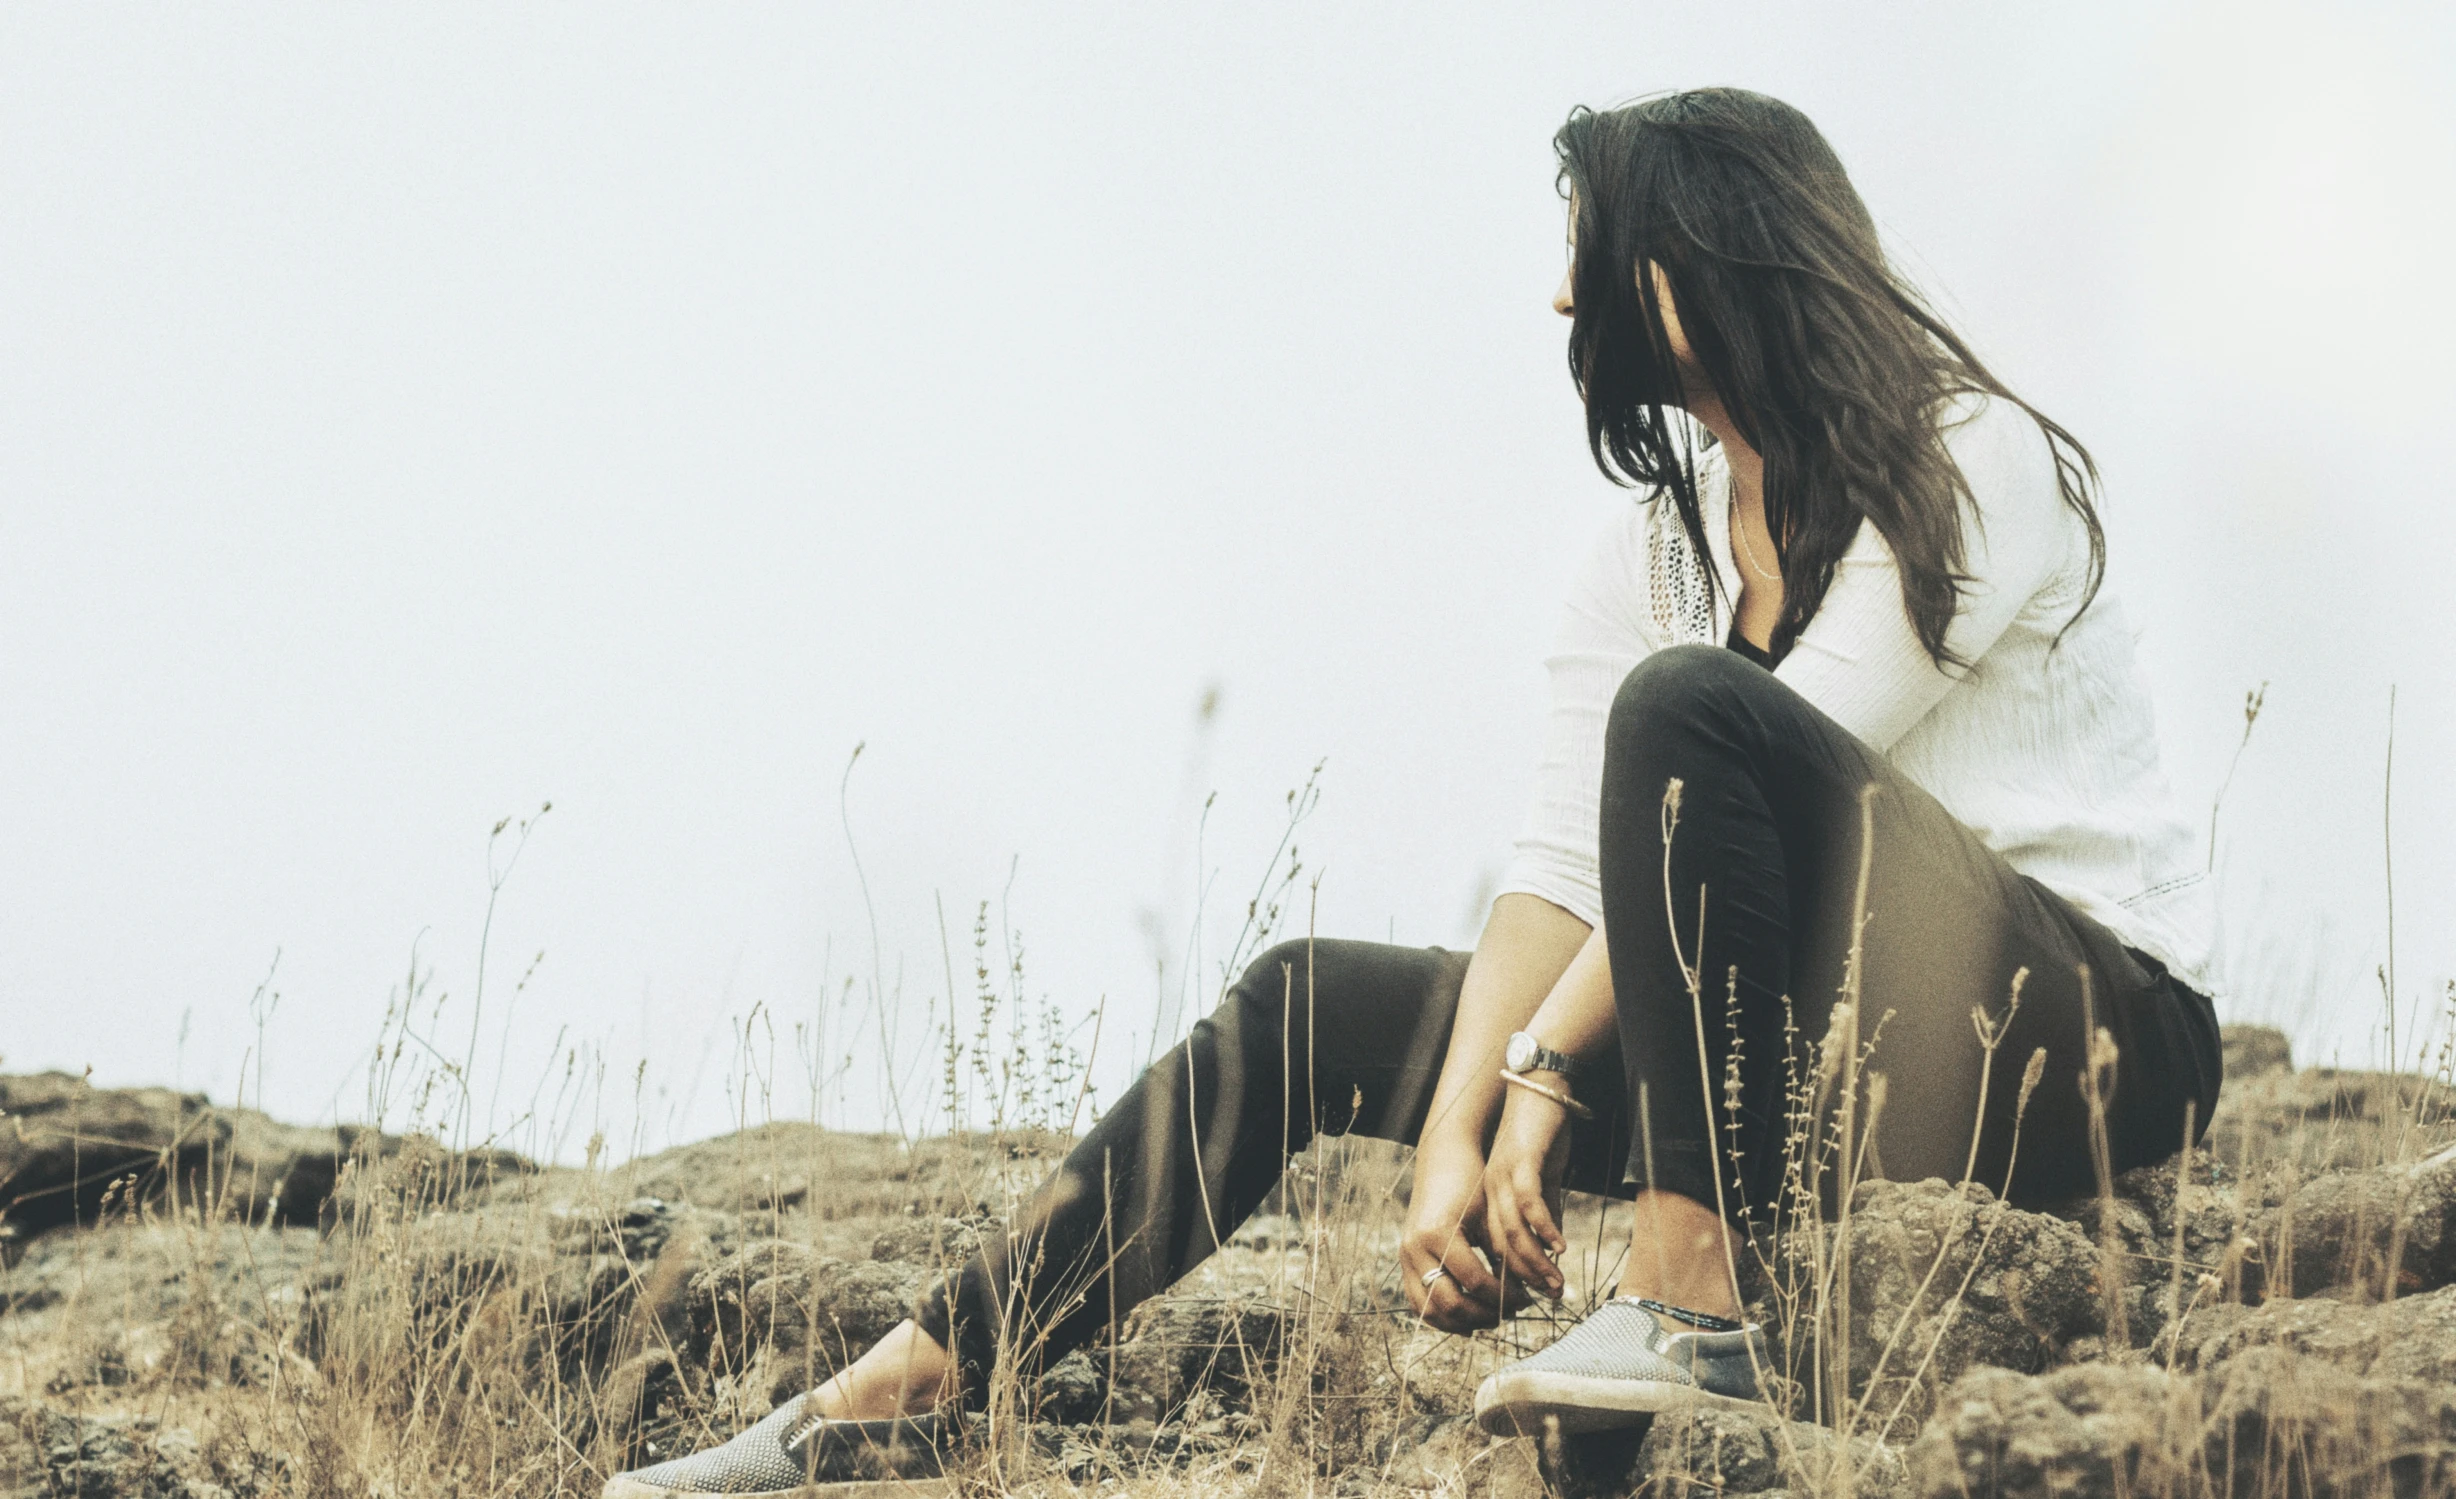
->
[1523, 1042, 1582, 1078]
[1507, 1031, 1584, 1080]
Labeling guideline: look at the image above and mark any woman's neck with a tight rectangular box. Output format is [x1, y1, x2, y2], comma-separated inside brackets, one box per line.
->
[1686, 393, 1763, 508]
[1686, 391, 1782, 649]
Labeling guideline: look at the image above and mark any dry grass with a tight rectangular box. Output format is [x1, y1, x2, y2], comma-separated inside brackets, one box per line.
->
[9, 764, 2456, 1499]
[9, 961, 2456, 1499]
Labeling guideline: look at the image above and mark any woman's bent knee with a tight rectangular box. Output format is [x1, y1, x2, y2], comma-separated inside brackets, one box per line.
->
[1237, 940, 1314, 1006]
[1609, 643, 1762, 741]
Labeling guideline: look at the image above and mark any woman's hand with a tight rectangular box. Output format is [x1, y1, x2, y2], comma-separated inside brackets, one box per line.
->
[1400, 1134, 1529, 1332]
[1483, 1082, 1573, 1299]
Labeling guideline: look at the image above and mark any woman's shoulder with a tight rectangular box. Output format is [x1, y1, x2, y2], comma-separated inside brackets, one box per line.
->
[1934, 389, 2070, 534]
[1921, 390, 2090, 614]
[1937, 389, 2054, 477]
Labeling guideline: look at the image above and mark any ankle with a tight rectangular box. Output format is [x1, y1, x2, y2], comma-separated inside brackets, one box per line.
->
[808, 1368, 952, 1421]
[1620, 1190, 1742, 1319]
[806, 1321, 959, 1420]
[1617, 1290, 1744, 1327]
[1613, 1277, 1742, 1322]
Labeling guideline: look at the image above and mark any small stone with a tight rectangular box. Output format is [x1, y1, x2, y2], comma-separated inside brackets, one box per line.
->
[867, 1213, 998, 1268]
[2270, 1142, 2456, 1298]
[2220, 1024, 2293, 1079]
[1105, 1293, 1287, 1422]
[1033, 1348, 1108, 1425]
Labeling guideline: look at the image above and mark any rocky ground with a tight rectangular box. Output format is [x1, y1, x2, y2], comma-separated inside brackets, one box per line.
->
[4, 1025, 2455, 1499]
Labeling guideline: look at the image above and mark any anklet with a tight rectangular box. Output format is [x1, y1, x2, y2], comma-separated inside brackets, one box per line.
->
[1633, 1296, 1744, 1333]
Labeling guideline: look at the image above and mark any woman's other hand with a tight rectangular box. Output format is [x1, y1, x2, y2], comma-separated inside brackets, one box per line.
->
[1483, 1083, 1572, 1298]
[1401, 1135, 1527, 1332]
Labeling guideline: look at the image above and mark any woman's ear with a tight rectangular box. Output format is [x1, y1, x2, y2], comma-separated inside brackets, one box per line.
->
[1646, 261, 1694, 364]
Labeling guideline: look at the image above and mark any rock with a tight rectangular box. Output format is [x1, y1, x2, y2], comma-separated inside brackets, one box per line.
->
[1762, 1178, 2104, 1436]
[1032, 1347, 1109, 1424]
[1, 1220, 324, 1368]
[0, 1072, 537, 1244]
[550, 1195, 698, 1264]
[2204, 1063, 2456, 1174]
[608, 1195, 682, 1260]
[2169, 1282, 2456, 1386]
[29, 1409, 274, 1498]
[1476, 1436, 1552, 1499]
[2193, 1345, 2456, 1499]
[1907, 1350, 2456, 1499]
[1255, 1136, 1414, 1217]
[39, 1410, 151, 1498]
[2267, 1141, 2456, 1297]
[1529, 1406, 1903, 1499]
[2049, 1148, 2281, 1342]
[0, 1073, 231, 1237]
[299, 1202, 643, 1382]
[212, 1109, 352, 1226]
[313, 1126, 535, 1230]
[1373, 1413, 1480, 1489]
[1532, 1423, 1657, 1499]
[2221, 1023, 2294, 1079]
[1635, 1408, 1784, 1494]
[1907, 1363, 2176, 1499]
[1226, 1213, 1308, 1251]
[1105, 1294, 1288, 1421]
[541, 1196, 727, 1359]
[596, 1348, 688, 1472]
[687, 1241, 923, 1390]
[868, 1213, 999, 1269]
[2103, 1151, 2265, 1278]
[622, 1123, 876, 1215]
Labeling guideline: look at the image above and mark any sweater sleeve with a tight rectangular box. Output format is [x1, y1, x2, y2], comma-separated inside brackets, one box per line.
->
[1773, 396, 2077, 751]
[1493, 504, 1661, 930]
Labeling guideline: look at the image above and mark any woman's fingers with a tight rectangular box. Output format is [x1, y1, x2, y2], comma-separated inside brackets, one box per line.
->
[1404, 1226, 1504, 1332]
[1434, 1243, 1503, 1326]
[1434, 1232, 1506, 1320]
[1400, 1235, 1441, 1314]
[1489, 1172, 1565, 1296]
[1483, 1090, 1572, 1295]
[1520, 1182, 1568, 1261]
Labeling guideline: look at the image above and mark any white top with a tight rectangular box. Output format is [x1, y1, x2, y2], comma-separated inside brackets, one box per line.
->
[1497, 393, 2220, 999]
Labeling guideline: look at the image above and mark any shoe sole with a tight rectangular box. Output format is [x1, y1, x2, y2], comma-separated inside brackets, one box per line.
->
[602, 1477, 958, 1499]
[1473, 1370, 1759, 1436]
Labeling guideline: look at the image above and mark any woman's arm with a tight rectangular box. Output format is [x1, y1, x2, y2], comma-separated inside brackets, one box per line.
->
[1400, 892, 1588, 1331]
[1415, 894, 1594, 1154]
[1517, 919, 1618, 1061]
[1482, 920, 1618, 1295]
[1406, 487, 1657, 1326]
[1777, 396, 2075, 750]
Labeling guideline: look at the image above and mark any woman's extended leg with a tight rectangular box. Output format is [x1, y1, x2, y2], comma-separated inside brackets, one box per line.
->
[809, 933, 1638, 1421]
[905, 938, 1466, 1404]
[1595, 644, 2223, 1221]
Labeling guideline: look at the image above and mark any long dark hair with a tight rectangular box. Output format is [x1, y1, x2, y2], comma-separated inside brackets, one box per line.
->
[1554, 89, 2103, 666]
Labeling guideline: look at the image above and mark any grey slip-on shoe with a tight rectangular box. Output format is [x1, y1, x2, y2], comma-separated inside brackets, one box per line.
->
[1474, 1297, 1766, 1437]
[601, 1394, 961, 1498]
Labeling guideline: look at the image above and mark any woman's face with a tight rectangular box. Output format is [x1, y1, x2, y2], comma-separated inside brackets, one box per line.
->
[1553, 208, 1695, 363]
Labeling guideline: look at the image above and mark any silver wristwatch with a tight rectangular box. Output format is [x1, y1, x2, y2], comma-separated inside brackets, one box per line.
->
[1504, 1030, 1582, 1079]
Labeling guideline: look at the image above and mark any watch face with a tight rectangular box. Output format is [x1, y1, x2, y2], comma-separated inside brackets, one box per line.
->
[1505, 1032, 1536, 1073]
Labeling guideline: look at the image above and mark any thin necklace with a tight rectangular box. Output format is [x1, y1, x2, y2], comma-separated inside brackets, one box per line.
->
[1730, 494, 1780, 582]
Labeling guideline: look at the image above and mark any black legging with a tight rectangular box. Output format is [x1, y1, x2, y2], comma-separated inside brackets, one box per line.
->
[915, 644, 2222, 1396]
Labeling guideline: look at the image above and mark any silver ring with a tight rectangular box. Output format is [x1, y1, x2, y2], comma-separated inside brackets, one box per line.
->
[1421, 1265, 1452, 1288]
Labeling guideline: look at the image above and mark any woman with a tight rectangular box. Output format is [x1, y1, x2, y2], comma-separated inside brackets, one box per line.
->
[605, 87, 2221, 1497]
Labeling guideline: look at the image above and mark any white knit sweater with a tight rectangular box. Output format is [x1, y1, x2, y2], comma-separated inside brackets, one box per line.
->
[1497, 394, 2220, 999]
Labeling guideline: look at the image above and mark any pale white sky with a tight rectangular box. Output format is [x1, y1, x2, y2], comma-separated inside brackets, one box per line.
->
[4, 2, 2450, 1156]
